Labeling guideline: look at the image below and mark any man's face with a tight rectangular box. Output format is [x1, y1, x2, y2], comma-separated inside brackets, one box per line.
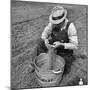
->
[53, 19, 65, 28]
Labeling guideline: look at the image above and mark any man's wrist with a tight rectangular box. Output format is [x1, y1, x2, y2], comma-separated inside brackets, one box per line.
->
[61, 43, 65, 49]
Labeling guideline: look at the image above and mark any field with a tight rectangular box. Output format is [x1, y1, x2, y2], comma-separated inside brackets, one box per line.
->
[11, 1, 88, 89]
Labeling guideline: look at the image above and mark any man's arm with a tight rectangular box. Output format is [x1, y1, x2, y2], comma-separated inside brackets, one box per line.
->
[41, 23, 52, 41]
[64, 23, 78, 50]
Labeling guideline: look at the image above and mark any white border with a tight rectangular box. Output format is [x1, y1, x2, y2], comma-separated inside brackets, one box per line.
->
[0, 0, 89, 90]
[19, 0, 88, 5]
[0, 0, 10, 90]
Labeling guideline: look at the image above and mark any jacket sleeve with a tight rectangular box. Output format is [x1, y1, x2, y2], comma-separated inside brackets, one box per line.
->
[64, 23, 78, 50]
[41, 23, 52, 40]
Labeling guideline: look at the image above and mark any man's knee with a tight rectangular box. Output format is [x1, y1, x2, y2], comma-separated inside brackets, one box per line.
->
[37, 38, 48, 55]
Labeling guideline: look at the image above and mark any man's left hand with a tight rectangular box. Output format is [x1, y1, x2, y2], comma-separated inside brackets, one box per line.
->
[51, 41, 64, 48]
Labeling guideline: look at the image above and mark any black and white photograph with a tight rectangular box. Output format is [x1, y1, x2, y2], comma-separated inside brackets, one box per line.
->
[11, 0, 88, 89]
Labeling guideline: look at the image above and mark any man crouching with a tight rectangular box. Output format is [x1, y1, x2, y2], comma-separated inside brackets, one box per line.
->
[37, 6, 78, 74]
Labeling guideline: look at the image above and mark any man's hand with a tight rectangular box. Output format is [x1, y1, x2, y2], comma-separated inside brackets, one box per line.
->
[45, 39, 51, 48]
[45, 39, 49, 44]
[52, 41, 64, 48]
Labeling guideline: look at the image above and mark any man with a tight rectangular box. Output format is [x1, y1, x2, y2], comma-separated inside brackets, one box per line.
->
[37, 6, 78, 74]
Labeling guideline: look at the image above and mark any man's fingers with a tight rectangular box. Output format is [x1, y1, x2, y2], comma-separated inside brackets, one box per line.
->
[50, 45, 53, 47]
[51, 45, 57, 48]
[53, 42, 60, 45]
[53, 42, 57, 45]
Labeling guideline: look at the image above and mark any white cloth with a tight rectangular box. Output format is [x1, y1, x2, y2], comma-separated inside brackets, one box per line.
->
[41, 19, 78, 50]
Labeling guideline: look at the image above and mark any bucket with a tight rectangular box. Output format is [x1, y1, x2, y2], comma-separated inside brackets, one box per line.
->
[34, 52, 65, 87]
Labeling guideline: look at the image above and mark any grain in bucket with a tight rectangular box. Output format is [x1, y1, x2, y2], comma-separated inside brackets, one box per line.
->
[34, 47, 65, 87]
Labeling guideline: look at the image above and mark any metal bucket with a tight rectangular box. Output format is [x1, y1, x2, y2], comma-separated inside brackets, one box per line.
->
[34, 53, 65, 87]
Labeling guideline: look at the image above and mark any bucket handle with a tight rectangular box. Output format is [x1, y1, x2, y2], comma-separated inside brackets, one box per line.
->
[52, 69, 62, 74]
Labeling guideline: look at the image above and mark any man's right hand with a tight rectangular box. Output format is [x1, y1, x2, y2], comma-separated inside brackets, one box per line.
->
[45, 39, 50, 48]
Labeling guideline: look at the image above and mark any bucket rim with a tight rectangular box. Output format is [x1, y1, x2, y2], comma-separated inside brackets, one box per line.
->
[34, 53, 65, 72]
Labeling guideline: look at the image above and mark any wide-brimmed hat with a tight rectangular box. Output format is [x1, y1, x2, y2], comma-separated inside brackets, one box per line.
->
[49, 6, 67, 24]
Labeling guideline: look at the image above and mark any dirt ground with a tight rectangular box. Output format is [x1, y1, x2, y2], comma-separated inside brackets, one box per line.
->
[11, 1, 88, 89]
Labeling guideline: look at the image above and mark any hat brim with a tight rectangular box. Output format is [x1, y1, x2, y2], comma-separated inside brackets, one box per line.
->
[49, 9, 67, 24]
